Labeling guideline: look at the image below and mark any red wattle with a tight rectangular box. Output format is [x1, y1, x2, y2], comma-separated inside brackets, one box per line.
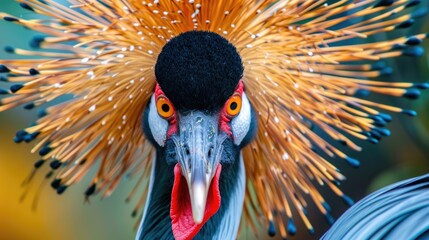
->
[170, 164, 222, 240]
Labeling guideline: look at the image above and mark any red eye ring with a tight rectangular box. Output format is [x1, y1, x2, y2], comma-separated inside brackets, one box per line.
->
[156, 97, 175, 119]
[225, 95, 242, 117]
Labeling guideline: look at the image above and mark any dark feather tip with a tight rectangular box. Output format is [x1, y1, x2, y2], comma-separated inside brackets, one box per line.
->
[49, 160, 61, 170]
[14, 130, 27, 143]
[374, 0, 394, 8]
[16, 130, 28, 138]
[412, 8, 427, 18]
[10, 84, 23, 93]
[302, 208, 308, 216]
[324, 213, 335, 225]
[414, 82, 429, 89]
[322, 202, 332, 213]
[20, 2, 35, 11]
[346, 157, 360, 168]
[370, 131, 381, 140]
[378, 113, 392, 122]
[51, 179, 61, 189]
[3, 16, 19, 22]
[371, 115, 387, 127]
[30, 35, 45, 48]
[342, 194, 355, 206]
[373, 128, 391, 137]
[371, 61, 386, 70]
[380, 67, 393, 76]
[34, 159, 44, 168]
[395, 19, 414, 29]
[392, 43, 407, 50]
[338, 140, 347, 146]
[45, 171, 54, 179]
[24, 102, 36, 110]
[268, 221, 276, 236]
[287, 219, 297, 235]
[406, 0, 421, 8]
[354, 89, 370, 97]
[131, 210, 138, 218]
[4, 46, 15, 53]
[332, 180, 341, 186]
[402, 109, 417, 117]
[0, 65, 10, 73]
[45, 171, 53, 179]
[39, 146, 52, 156]
[56, 185, 68, 195]
[38, 109, 48, 117]
[368, 137, 379, 144]
[85, 183, 97, 196]
[13, 136, 23, 143]
[405, 37, 422, 46]
[24, 132, 40, 142]
[402, 88, 421, 99]
[402, 47, 424, 57]
[0, 76, 8, 82]
[29, 68, 40, 75]
[0, 88, 9, 95]
[361, 131, 371, 137]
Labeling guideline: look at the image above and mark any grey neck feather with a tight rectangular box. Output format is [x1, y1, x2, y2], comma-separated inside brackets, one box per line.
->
[136, 153, 246, 240]
[210, 154, 245, 239]
[136, 154, 157, 238]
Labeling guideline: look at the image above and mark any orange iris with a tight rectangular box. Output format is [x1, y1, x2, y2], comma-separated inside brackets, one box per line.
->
[156, 97, 175, 119]
[226, 95, 242, 117]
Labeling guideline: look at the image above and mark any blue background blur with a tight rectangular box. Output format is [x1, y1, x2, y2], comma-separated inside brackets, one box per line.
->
[0, 1, 428, 239]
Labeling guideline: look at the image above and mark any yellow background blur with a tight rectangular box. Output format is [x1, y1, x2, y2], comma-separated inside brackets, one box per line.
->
[1, 1, 429, 239]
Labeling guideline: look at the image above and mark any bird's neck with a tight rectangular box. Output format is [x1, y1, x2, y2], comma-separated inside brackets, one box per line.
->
[136, 151, 246, 240]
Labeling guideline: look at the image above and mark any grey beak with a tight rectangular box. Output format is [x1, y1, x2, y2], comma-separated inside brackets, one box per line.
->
[172, 111, 226, 224]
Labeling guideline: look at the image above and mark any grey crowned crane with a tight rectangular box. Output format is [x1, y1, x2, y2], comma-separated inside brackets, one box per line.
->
[0, 0, 428, 239]
[136, 31, 256, 239]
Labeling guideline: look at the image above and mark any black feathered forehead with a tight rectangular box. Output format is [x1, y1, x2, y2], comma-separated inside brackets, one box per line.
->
[155, 31, 243, 111]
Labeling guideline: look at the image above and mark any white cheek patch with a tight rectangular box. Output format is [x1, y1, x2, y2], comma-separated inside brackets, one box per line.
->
[148, 95, 169, 147]
[231, 93, 251, 145]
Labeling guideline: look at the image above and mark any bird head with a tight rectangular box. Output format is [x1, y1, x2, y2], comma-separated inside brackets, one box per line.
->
[142, 31, 256, 239]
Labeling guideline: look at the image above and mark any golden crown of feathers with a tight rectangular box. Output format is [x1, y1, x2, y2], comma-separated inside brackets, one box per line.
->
[0, 0, 428, 238]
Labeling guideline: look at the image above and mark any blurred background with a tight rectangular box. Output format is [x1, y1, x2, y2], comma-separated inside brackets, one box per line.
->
[0, 1, 428, 239]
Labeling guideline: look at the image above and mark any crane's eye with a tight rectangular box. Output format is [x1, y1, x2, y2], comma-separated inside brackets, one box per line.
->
[226, 95, 242, 117]
[156, 97, 175, 119]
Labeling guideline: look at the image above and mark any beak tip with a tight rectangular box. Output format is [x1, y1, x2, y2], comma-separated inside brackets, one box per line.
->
[193, 213, 204, 224]
[190, 182, 208, 224]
